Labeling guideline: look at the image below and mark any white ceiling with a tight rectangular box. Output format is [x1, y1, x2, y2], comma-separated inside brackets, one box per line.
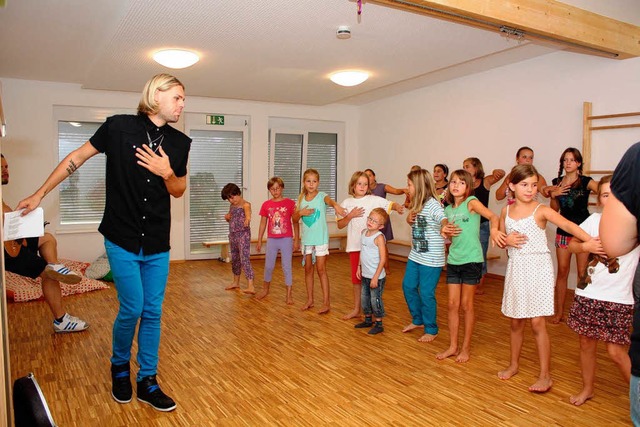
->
[0, 0, 636, 106]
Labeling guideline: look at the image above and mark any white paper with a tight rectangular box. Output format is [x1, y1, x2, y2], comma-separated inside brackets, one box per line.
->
[3, 208, 45, 241]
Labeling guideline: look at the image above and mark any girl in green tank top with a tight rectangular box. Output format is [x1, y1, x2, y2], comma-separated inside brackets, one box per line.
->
[438, 170, 506, 363]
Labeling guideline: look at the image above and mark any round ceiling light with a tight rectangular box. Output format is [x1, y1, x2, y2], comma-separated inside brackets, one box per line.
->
[329, 71, 369, 87]
[153, 49, 200, 69]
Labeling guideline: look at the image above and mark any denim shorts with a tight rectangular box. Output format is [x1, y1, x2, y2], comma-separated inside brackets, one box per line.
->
[446, 262, 483, 285]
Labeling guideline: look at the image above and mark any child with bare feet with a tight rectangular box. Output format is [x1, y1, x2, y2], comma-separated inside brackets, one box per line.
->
[401, 168, 448, 343]
[221, 183, 255, 294]
[549, 147, 598, 324]
[255, 177, 299, 304]
[437, 169, 505, 363]
[497, 165, 595, 393]
[566, 176, 637, 406]
[354, 208, 389, 335]
[338, 171, 403, 321]
[293, 169, 346, 314]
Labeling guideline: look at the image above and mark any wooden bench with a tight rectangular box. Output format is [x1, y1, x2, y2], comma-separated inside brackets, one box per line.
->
[202, 240, 230, 262]
[204, 233, 348, 263]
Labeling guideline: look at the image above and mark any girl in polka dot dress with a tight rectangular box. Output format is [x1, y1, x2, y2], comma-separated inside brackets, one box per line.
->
[497, 165, 594, 393]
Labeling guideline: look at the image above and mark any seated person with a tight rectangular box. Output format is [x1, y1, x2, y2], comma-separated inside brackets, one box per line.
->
[2, 154, 88, 333]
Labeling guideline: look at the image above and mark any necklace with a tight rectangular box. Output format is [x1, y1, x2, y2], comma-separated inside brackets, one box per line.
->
[146, 131, 165, 153]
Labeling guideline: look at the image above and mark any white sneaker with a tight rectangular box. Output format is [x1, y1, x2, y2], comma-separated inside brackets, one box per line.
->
[53, 313, 89, 333]
[44, 263, 82, 285]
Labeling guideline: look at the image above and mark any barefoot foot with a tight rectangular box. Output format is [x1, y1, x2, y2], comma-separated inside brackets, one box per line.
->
[318, 305, 330, 315]
[436, 347, 458, 360]
[529, 377, 553, 393]
[418, 333, 438, 343]
[242, 288, 256, 295]
[497, 366, 519, 380]
[455, 349, 470, 363]
[402, 323, 423, 333]
[569, 390, 593, 406]
[255, 289, 269, 300]
[225, 284, 240, 290]
[301, 301, 314, 311]
[342, 310, 361, 320]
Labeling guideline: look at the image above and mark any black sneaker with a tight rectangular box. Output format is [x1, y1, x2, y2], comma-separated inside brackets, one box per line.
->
[111, 362, 132, 403]
[355, 318, 373, 329]
[137, 375, 176, 412]
[368, 324, 384, 335]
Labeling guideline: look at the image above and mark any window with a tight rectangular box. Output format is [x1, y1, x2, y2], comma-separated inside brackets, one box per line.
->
[183, 112, 249, 259]
[55, 106, 133, 231]
[269, 130, 338, 214]
[58, 121, 105, 225]
[188, 129, 244, 253]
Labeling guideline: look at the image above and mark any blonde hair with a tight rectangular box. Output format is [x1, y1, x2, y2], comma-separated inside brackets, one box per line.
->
[463, 157, 485, 180]
[137, 73, 185, 116]
[267, 176, 284, 190]
[348, 171, 371, 197]
[407, 169, 437, 214]
[597, 174, 612, 197]
[370, 207, 389, 226]
[298, 169, 320, 207]
[446, 170, 474, 205]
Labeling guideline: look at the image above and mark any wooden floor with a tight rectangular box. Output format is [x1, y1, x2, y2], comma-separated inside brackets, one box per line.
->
[8, 254, 632, 426]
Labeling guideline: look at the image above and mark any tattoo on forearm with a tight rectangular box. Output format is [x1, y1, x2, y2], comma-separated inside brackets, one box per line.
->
[66, 159, 78, 175]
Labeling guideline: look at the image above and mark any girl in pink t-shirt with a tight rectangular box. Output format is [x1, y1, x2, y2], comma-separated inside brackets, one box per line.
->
[255, 177, 299, 304]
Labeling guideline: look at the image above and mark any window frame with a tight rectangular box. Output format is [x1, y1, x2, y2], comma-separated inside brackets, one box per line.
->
[53, 106, 134, 234]
[183, 112, 250, 260]
[268, 119, 344, 220]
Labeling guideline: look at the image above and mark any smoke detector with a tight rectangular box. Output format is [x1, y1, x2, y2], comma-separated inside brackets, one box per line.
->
[336, 26, 351, 39]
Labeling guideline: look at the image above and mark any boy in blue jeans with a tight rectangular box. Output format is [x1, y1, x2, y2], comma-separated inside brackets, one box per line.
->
[355, 208, 389, 335]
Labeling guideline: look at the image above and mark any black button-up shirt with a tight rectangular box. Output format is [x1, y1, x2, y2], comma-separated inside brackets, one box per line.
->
[90, 114, 191, 255]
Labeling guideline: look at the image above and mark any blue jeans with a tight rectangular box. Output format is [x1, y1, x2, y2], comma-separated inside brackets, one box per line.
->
[479, 221, 490, 276]
[361, 277, 386, 318]
[402, 260, 441, 335]
[631, 375, 640, 426]
[105, 239, 170, 379]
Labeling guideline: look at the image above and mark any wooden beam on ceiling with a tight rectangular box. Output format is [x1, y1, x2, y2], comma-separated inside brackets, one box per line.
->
[370, 0, 640, 59]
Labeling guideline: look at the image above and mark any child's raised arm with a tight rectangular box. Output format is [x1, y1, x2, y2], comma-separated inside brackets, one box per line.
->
[324, 195, 347, 217]
[469, 199, 506, 247]
[539, 205, 592, 242]
[568, 235, 606, 256]
[384, 184, 408, 197]
[391, 201, 405, 215]
[485, 169, 506, 187]
[495, 174, 510, 201]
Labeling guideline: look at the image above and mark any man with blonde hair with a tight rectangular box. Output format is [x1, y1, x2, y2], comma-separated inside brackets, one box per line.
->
[17, 73, 191, 412]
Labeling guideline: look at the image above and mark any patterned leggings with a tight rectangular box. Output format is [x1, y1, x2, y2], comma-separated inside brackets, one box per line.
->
[230, 230, 254, 279]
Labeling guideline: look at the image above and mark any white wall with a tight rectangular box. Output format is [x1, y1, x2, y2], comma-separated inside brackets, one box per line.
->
[0, 78, 360, 262]
[358, 51, 640, 286]
[3, 49, 640, 288]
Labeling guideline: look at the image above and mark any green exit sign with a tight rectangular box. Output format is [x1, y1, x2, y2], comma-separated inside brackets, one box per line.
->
[206, 115, 225, 125]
